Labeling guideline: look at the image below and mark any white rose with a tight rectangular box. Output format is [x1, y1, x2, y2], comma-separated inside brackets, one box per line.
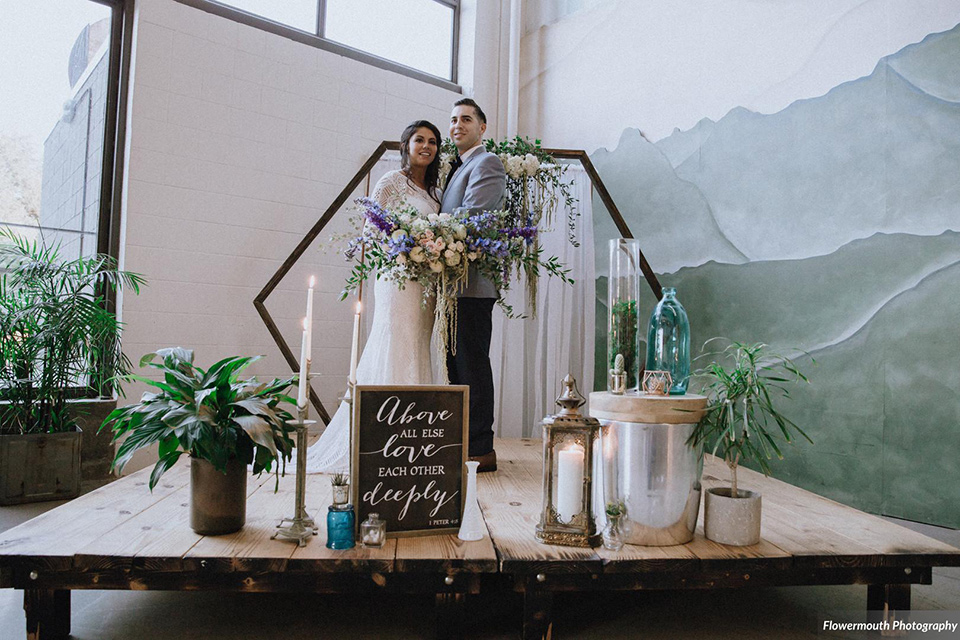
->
[455, 241, 465, 252]
[454, 224, 467, 240]
[391, 229, 407, 241]
[444, 250, 461, 266]
[429, 261, 443, 273]
[438, 212, 452, 221]
[428, 213, 440, 224]
[467, 251, 478, 261]
[522, 153, 540, 176]
[435, 237, 446, 250]
[409, 246, 425, 262]
[506, 156, 524, 179]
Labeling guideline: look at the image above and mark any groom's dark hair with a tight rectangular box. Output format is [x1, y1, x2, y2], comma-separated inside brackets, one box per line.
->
[454, 98, 486, 125]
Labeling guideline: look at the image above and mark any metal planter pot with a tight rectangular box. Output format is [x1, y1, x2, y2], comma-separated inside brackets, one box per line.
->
[0, 427, 82, 505]
[589, 392, 707, 546]
[704, 487, 762, 546]
[190, 457, 247, 535]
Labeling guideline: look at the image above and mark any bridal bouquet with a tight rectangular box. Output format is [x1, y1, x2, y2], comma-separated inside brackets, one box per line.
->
[340, 197, 572, 373]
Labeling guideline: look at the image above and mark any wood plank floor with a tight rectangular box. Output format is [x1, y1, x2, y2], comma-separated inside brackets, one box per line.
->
[1, 438, 957, 588]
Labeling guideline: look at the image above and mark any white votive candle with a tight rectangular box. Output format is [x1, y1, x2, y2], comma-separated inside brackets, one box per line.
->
[556, 446, 584, 523]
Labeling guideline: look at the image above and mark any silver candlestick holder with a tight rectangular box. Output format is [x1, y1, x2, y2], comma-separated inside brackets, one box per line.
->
[273, 368, 319, 547]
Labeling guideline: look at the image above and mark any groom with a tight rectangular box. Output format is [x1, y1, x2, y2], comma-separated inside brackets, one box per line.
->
[441, 98, 507, 472]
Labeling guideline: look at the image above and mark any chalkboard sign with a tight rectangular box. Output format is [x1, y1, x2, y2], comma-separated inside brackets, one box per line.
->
[351, 385, 469, 538]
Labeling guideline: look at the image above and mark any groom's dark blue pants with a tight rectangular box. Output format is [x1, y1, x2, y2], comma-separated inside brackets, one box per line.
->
[446, 297, 496, 456]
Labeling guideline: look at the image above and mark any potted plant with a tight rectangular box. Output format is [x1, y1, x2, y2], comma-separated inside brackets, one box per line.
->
[331, 472, 350, 505]
[688, 340, 812, 546]
[101, 348, 297, 535]
[0, 229, 144, 504]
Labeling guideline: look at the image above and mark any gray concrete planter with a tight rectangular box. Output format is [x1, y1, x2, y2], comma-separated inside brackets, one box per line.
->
[703, 487, 762, 546]
[0, 427, 82, 505]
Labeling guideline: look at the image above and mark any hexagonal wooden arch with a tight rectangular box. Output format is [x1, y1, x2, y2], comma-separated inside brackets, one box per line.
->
[254, 141, 663, 424]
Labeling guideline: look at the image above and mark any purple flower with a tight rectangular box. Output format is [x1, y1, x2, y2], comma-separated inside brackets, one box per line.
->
[357, 197, 396, 234]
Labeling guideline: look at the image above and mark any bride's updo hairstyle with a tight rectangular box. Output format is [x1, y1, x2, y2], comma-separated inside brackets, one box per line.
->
[399, 120, 442, 204]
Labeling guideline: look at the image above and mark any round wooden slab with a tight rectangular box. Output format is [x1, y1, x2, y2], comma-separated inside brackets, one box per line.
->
[588, 391, 708, 424]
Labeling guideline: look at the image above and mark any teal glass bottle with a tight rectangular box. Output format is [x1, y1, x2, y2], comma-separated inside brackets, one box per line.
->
[645, 287, 691, 395]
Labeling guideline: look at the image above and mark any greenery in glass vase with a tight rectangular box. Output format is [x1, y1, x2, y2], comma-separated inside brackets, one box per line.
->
[0, 228, 145, 436]
[100, 348, 298, 490]
[608, 300, 639, 388]
[687, 340, 813, 500]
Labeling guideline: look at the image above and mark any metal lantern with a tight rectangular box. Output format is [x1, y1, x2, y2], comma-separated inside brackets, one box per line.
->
[536, 374, 602, 547]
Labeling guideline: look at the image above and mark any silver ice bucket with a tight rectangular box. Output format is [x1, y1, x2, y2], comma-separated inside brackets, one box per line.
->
[589, 392, 707, 546]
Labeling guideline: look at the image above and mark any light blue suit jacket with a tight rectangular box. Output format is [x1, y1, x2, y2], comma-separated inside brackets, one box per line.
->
[440, 149, 507, 298]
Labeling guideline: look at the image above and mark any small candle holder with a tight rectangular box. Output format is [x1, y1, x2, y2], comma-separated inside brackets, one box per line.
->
[326, 503, 356, 550]
[535, 374, 601, 548]
[360, 512, 386, 548]
[642, 370, 673, 396]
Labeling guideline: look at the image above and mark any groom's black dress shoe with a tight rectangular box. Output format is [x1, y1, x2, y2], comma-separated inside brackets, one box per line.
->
[469, 450, 497, 473]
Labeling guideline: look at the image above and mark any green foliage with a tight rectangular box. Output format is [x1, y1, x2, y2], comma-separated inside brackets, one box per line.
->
[100, 348, 298, 490]
[0, 228, 145, 435]
[331, 472, 348, 486]
[605, 500, 626, 517]
[688, 340, 813, 487]
[608, 300, 639, 387]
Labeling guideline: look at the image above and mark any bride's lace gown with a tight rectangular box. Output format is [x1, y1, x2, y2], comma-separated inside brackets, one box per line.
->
[304, 170, 440, 474]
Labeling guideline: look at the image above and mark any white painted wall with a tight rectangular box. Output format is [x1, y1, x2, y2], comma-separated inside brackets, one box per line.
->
[519, 0, 960, 151]
[117, 0, 505, 470]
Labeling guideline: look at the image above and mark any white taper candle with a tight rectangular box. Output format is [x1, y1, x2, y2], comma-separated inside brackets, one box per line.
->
[297, 318, 308, 409]
[349, 301, 361, 385]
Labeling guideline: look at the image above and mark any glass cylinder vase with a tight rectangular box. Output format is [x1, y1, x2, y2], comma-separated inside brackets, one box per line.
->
[645, 287, 691, 395]
[607, 239, 641, 393]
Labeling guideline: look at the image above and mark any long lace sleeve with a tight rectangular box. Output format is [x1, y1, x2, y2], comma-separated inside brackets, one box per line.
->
[371, 171, 406, 209]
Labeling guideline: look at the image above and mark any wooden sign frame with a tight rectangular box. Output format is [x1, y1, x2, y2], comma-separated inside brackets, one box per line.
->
[351, 384, 469, 538]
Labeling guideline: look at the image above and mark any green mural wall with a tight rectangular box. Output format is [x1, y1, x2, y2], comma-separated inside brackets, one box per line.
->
[591, 25, 960, 528]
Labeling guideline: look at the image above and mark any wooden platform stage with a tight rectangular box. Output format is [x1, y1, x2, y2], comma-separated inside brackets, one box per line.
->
[1, 438, 958, 639]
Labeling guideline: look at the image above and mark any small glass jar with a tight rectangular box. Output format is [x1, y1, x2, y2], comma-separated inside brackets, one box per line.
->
[602, 514, 624, 551]
[326, 504, 355, 550]
[360, 512, 386, 548]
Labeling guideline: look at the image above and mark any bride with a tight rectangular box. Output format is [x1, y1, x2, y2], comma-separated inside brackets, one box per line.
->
[305, 120, 444, 474]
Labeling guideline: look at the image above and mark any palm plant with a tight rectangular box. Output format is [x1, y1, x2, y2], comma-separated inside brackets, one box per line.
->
[687, 340, 812, 499]
[101, 348, 298, 490]
[0, 228, 145, 435]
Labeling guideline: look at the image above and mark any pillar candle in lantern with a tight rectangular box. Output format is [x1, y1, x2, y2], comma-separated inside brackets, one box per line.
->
[556, 445, 584, 523]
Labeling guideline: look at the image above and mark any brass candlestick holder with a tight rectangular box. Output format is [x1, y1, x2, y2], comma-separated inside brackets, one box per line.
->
[272, 366, 318, 547]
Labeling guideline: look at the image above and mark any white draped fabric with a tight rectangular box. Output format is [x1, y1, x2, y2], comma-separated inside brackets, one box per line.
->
[490, 165, 596, 438]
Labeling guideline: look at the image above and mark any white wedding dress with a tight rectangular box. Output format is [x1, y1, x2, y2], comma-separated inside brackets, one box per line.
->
[304, 170, 440, 474]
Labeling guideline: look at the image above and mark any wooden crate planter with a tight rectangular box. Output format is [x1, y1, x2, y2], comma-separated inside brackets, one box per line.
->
[0, 427, 82, 505]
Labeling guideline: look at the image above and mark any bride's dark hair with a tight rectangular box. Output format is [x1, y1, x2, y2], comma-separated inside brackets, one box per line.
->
[399, 120, 442, 204]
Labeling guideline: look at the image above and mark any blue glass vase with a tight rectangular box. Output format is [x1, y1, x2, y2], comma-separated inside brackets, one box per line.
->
[645, 287, 691, 395]
[326, 504, 356, 550]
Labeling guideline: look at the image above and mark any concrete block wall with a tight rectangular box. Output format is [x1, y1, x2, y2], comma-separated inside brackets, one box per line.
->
[118, 0, 466, 470]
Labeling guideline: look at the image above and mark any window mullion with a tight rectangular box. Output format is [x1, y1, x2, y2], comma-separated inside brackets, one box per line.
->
[317, 0, 327, 37]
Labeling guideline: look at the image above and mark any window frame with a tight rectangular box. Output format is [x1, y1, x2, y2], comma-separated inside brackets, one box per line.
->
[178, 0, 462, 91]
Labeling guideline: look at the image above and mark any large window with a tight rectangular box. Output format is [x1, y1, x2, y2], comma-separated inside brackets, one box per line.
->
[209, 0, 459, 83]
[0, 0, 127, 261]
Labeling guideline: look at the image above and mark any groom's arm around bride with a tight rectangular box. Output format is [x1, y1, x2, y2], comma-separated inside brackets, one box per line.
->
[439, 98, 506, 471]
